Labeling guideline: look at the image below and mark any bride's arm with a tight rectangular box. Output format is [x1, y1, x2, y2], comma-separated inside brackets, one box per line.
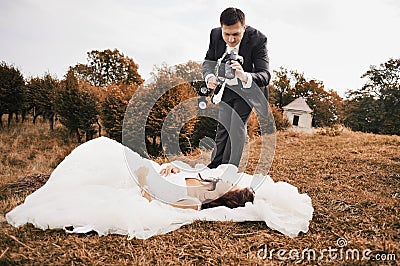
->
[135, 166, 200, 209]
[170, 199, 200, 210]
[134, 167, 152, 201]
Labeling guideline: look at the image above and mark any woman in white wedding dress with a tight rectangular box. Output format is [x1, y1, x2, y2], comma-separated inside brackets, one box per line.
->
[135, 163, 255, 211]
[6, 137, 313, 240]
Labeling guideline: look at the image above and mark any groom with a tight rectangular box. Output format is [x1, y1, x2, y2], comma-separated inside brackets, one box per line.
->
[202, 7, 271, 169]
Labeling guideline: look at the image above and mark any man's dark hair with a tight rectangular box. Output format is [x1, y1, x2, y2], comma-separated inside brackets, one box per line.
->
[220, 7, 245, 26]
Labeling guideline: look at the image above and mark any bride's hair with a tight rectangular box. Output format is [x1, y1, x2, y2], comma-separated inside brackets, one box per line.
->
[200, 187, 254, 210]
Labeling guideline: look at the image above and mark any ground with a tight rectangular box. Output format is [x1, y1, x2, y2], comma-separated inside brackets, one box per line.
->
[0, 121, 399, 265]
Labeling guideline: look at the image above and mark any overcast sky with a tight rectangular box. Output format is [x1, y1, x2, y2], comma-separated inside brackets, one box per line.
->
[1, 0, 399, 96]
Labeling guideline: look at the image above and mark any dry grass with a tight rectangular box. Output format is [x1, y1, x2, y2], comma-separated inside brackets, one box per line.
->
[0, 121, 399, 265]
[0, 118, 78, 187]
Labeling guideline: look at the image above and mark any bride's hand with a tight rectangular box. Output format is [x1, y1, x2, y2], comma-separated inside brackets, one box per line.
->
[160, 165, 180, 176]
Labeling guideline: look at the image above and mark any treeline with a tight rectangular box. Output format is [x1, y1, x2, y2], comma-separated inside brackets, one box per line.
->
[343, 58, 399, 135]
[0, 49, 143, 142]
[269, 68, 342, 128]
[1, 50, 398, 156]
[268, 57, 399, 135]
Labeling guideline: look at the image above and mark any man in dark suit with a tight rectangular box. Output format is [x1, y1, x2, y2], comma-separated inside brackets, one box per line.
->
[202, 7, 270, 169]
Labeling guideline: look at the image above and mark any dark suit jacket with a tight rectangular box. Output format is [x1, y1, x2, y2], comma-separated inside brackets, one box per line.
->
[202, 26, 271, 115]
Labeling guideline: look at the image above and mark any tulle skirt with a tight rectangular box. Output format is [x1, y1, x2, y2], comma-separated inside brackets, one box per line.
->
[6, 137, 313, 239]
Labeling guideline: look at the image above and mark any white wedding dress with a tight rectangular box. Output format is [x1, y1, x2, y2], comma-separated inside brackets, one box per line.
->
[6, 137, 313, 239]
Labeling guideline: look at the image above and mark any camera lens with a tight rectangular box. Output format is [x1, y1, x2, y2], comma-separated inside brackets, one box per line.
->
[225, 62, 235, 79]
[200, 87, 208, 94]
[198, 101, 207, 109]
[198, 96, 207, 109]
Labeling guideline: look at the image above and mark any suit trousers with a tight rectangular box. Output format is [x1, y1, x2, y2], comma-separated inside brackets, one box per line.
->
[207, 91, 252, 169]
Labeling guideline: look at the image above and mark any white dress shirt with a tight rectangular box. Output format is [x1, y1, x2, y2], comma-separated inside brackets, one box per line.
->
[205, 43, 253, 89]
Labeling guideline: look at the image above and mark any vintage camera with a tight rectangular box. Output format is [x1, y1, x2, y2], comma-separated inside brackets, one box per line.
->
[219, 50, 244, 80]
[198, 51, 243, 109]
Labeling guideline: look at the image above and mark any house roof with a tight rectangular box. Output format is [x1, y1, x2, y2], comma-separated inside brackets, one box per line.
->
[282, 97, 313, 113]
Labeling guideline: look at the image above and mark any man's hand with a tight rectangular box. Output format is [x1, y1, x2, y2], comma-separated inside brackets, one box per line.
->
[231, 61, 248, 83]
[206, 75, 219, 89]
[160, 165, 181, 176]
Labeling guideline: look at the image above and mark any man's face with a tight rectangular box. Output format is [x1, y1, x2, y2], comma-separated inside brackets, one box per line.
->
[221, 22, 246, 47]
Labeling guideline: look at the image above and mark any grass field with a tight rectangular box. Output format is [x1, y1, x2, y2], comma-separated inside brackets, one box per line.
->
[0, 120, 399, 265]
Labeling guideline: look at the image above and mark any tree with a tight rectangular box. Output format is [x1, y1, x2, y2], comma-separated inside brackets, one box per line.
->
[269, 67, 293, 109]
[100, 84, 137, 142]
[72, 49, 144, 87]
[123, 62, 202, 157]
[269, 68, 343, 127]
[343, 95, 382, 133]
[57, 70, 99, 142]
[68, 49, 144, 142]
[344, 58, 400, 135]
[145, 63, 198, 156]
[26, 74, 59, 130]
[175, 60, 203, 81]
[77, 90, 99, 141]
[0, 62, 25, 127]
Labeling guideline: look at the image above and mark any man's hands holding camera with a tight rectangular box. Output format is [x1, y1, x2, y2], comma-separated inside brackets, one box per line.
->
[229, 61, 248, 84]
[206, 76, 220, 89]
[206, 62, 248, 90]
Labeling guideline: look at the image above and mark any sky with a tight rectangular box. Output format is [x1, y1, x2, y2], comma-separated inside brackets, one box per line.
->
[1, 0, 399, 97]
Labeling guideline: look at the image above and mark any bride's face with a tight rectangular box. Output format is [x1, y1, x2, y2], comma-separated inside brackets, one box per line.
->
[215, 179, 234, 195]
[201, 179, 233, 202]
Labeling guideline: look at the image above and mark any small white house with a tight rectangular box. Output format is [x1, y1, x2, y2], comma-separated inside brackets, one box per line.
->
[282, 97, 313, 133]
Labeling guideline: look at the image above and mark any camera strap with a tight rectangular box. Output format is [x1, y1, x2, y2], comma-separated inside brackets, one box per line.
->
[211, 80, 226, 104]
[217, 51, 228, 69]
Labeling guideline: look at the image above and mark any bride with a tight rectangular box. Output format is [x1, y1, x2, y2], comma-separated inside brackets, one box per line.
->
[6, 137, 313, 240]
[135, 164, 254, 211]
